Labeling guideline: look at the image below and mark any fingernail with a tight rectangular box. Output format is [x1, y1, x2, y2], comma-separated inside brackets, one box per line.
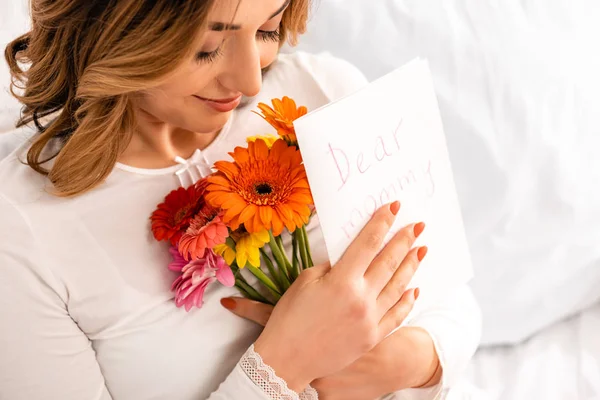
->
[414, 222, 426, 238]
[390, 201, 401, 216]
[220, 298, 237, 310]
[417, 246, 428, 262]
[414, 288, 421, 300]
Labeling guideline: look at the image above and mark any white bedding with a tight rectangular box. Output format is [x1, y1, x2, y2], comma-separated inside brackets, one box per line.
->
[455, 302, 600, 400]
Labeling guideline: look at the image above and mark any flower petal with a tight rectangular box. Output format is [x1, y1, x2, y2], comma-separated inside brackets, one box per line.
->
[248, 249, 261, 268]
[213, 161, 239, 179]
[254, 139, 269, 161]
[203, 224, 217, 240]
[288, 192, 313, 205]
[258, 206, 272, 227]
[283, 215, 296, 232]
[207, 175, 231, 188]
[271, 212, 285, 236]
[239, 204, 257, 224]
[252, 211, 263, 233]
[233, 146, 250, 164]
[254, 230, 270, 243]
[216, 264, 235, 287]
[236, 250, 248, 269]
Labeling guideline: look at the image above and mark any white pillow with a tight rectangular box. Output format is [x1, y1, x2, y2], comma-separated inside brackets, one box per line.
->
[294, 0, 600, 345]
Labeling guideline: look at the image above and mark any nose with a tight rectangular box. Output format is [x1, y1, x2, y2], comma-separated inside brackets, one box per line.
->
[220, 38, 263, 98]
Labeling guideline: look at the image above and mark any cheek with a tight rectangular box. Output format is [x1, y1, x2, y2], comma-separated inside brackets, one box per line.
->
[259, 42, 281, 69]
[136, 86, 230, 134]
[137, 67, 211, 117]
[138, 89, 173, 116]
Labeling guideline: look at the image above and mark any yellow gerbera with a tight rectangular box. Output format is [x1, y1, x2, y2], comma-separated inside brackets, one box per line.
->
[214, 229, 270, 268]
[247, 134, 279, 149]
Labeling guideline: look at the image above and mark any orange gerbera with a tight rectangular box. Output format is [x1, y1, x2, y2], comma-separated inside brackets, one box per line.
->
[206, 139, 313, 236]
[254, 96, 307, 145]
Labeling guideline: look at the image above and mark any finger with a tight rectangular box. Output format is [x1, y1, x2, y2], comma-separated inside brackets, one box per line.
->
[220, 297, 274, 326]
[364, 222, 424, 293]
[334, 202, 400, 279]
[376, 246, 426, 313]
[378, 288, 419, 338]
[298, 261, 332, 282]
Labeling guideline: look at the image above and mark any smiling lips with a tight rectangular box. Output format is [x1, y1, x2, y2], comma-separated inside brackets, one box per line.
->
[194, 94, 242, 113]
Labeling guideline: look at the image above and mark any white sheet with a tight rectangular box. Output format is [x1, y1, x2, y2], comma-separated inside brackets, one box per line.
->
[452, 302, 600, 400]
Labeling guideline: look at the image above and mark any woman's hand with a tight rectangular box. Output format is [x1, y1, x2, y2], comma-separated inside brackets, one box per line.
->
[311, 327, 442, 400]
[222, 295, 443, 400]
[222, 295, 413, 400]
[225, 202, 428, 392]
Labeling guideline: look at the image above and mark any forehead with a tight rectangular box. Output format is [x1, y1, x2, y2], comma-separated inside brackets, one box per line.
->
[207, 0, 286, 27]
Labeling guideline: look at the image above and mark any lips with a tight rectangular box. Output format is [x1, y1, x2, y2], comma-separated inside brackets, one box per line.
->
[194, 94, 242, 113]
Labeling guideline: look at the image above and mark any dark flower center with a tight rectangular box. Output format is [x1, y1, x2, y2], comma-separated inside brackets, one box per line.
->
[174, 205, 191, 224]
[255, 183, 273, 196]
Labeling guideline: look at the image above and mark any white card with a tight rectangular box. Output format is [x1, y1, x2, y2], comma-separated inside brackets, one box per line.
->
[294, 59, 473, 302]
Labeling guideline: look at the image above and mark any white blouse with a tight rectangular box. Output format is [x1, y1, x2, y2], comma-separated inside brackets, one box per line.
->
[0, 52, 481, 400]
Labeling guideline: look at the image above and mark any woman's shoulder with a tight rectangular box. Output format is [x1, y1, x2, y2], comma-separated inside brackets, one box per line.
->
[267, 51, 369, 103]
[0, 135, 50, 207]
[0, 145, 40, 261]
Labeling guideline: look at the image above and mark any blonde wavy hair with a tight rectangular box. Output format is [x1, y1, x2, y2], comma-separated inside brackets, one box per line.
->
[5, 0, 309, 197]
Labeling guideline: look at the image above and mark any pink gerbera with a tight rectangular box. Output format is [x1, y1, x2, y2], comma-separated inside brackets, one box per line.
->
[167, 246, 188, 272]
[178, 203, 229, 261]
[171, 249, 235, 311]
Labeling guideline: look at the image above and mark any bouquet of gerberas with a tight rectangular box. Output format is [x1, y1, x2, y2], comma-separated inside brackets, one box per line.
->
[150, 97, 315, 311]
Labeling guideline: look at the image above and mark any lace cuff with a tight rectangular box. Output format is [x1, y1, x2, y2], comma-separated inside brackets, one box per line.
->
[299, 385, 319, 400]
[239, 344, 319, 400]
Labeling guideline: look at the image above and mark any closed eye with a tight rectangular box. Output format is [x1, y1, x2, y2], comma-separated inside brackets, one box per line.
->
[196, 47, 223, 63]
[257, 28, 280, 42]
[196, 27, 281, 63]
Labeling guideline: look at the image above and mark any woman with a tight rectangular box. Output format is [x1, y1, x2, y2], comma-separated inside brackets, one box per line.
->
[0, 0, 481, 399]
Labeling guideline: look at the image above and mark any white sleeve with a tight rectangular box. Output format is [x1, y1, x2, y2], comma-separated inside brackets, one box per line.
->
[393, 285, 482, 400]
[209, 345, 318, 400]
[0, 194, 316, 400]
[0, 193, 113, 400]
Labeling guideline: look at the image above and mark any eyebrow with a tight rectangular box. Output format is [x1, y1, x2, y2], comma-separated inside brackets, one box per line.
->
[269, 0, 291, 19]
[209, 0, 291, 31]
[210, 22, 242, 32]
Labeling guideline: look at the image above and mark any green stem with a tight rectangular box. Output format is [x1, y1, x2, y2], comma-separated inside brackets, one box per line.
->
[232, 263, 273, 304]
[260, 249, 284, 292]
[233, 280, 252, 299]
[247, 265, 282, 301]
[235, 280, 273, 305]
[297, 226, 310, 270]
[269, 231, 292, 287]
[275, 235, 294, 276]
[302, 225, 314, 268]
[291, 234, 300, 280]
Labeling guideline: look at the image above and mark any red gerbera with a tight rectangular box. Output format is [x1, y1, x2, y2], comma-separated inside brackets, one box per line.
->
[150, 182, 205, 246]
